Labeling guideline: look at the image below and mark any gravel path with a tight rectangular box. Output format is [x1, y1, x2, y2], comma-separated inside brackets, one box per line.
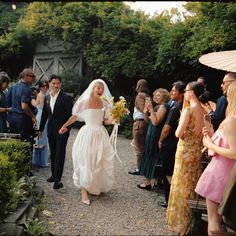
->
[33, 128, 173, 235]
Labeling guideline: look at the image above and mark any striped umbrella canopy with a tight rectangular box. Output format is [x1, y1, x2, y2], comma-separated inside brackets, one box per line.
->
[199, 50, 236, 72]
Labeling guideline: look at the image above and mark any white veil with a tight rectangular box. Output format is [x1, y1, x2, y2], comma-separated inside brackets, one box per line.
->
[72, 79, 113, 122]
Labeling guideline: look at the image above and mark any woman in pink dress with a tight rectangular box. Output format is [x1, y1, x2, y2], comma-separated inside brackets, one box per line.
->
[195, 80, 236, 235]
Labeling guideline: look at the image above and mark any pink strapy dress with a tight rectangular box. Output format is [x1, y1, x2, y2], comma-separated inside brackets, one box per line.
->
[195, 127, 236, 203]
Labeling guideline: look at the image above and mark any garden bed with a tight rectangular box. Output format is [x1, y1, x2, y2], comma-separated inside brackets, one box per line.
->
[0, 186, 44, 236]
[0, 139, 50, 235]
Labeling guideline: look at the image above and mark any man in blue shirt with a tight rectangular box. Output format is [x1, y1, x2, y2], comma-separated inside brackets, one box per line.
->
[7, 68, 36, 142]
[211, 72, 236, 131]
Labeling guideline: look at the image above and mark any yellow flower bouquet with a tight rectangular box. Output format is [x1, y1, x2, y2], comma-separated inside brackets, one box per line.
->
[101, 96, 130, 162]
[102, 96, 130, 124]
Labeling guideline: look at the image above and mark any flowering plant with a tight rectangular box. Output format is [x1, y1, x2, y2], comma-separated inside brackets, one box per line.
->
[102, 96, 130, 123]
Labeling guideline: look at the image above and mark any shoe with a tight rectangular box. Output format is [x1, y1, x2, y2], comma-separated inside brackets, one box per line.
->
[128, 170, 140, 175]
[158, 201, 167, 208]
[53, 182, 63, 189]
[153, 183, 164, 190]
[130, 141, 135, 148]
[137, 183, 152, 191]
[47, 176, 55, 182]
[82, 199, 91, 205]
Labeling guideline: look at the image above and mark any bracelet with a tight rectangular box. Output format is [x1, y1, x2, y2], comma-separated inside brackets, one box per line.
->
[5, 108, 7, 112]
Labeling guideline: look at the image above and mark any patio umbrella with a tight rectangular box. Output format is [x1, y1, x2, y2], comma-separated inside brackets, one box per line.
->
[199, 50, 236, 72]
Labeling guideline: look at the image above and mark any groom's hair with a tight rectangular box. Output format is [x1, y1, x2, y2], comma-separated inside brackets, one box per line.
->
[49, 74, 62, 83]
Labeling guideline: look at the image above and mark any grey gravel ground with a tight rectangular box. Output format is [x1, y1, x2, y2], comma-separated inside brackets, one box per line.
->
[33, 128, 174, 235]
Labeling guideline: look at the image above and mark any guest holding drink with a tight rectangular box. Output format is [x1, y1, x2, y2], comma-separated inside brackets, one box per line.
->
[137, 88, 170, 190]
[195, 81, 236, 235]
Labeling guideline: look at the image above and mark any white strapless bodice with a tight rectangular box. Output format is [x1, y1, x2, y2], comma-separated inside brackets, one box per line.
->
[84, 109, 104, 126]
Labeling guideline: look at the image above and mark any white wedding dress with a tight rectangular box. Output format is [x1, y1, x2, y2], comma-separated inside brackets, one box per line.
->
[72, 109, 115, 195]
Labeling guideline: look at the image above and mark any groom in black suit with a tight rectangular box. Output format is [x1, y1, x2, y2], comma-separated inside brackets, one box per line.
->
[39, 74, 73, 189]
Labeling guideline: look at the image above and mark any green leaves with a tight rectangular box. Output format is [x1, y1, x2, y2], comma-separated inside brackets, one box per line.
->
[0, 139, 31, 179]
[0, 140, 32, 222]
[25, 218, 50, 236]
[1, 2, 236, 84]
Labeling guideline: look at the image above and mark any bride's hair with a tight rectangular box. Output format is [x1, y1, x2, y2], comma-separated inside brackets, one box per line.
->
[72, 79, 112, 121]
[90, 81, 104, 97]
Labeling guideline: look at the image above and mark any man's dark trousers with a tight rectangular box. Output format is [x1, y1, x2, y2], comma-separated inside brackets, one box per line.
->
[48, 124, 70, 183]
[11, 112, 33, 142]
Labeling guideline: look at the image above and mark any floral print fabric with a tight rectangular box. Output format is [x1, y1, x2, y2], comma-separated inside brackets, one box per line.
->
[166, 107, 203, 235]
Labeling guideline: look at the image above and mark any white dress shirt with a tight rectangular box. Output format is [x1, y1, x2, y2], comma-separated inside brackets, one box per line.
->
[50, 90, 60, 113]
[133, 107, 144, 120]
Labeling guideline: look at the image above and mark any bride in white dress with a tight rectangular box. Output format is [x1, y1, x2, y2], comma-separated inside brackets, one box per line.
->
[59, 79, 115, 205]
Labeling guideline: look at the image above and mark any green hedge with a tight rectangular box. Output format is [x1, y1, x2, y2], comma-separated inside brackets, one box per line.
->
[0, 139, 32, 222]
[0, 154, 17, 222]
[0, 139, 31, 179]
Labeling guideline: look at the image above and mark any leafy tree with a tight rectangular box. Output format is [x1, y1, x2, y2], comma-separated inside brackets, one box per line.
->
[1, 1, 236, 91]
[182, 2, 236, 62]
[0, 2, 28, 36]
[0, 2, 30, 77]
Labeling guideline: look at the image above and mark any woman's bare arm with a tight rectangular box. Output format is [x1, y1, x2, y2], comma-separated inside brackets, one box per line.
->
[32, 93, 44, 108]
[149, 105, 167, 126]
[203, 117, 236, 160]
[59, 115, 78, 134]
[175, 108, 190, 139]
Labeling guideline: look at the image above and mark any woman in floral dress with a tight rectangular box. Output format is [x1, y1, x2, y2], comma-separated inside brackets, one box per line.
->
[166, 81, 206, 235]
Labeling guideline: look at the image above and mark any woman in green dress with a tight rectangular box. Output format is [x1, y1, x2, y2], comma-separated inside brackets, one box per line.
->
[137, 88, 170, 190]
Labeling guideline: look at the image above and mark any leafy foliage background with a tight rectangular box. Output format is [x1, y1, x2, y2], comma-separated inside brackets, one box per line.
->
[0, 2, 235, 98]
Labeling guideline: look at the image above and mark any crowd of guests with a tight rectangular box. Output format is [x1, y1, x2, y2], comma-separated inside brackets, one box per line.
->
[1, 68, 236, 234]
[129, 74, 236, 235]
[0, 69, 74, 190]
[1, 69, 49, 168]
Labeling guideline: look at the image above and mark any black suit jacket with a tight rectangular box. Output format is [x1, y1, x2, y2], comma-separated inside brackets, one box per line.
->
[39, 91, 73, 137]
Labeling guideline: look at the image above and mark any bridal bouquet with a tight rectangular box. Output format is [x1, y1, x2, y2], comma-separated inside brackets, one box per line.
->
[110, 96, 130, 123]
[101, 96, 130, 162]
